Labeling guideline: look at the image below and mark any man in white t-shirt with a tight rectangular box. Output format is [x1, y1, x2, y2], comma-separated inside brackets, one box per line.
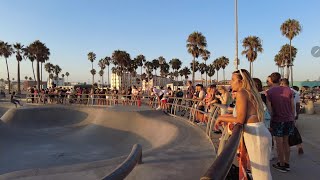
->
[153, 87, 164, 110]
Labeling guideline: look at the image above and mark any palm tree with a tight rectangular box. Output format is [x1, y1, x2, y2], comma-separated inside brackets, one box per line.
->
[169, 58, 182, 81]
[0, 41, 14, 93]
[44, 63, 54, 81]
[29, 77, 32, 81]
[23, 45, 36, 81]
[98, 58, 106, 87]
[65, 72, 70, 83]
[28, 40, 50, 90]
[190, 60, 200, 81]
[279, 44, 298, 80]
[186, 32, 208, 84]
[87, 52, 96, 84]
[111, 50, 131, 89]
[53, 65, 62, 82]
[90, 69, 96, 84]
[49, 74, 54, 80]
[201, 49, 211, 86]
[274, 53, 282, 74]
[220, 56, 230, 83]
[207, 64, 215, 83]
[13, 43, 24, 94]
[104, 56, 111, 86]
[134, 54, 146, 87]
[281, 19, 302, 86]
[180, 67, 191, 81]
[99, 69, 104, 88]
[199, 63, 207, 84]
[213, 58, 222, 82]
[241, 36, 263, 77]
[25, 76, 28, 80]
[152, 59, 159, 76]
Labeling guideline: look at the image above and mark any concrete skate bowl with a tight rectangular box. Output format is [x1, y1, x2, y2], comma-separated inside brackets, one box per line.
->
[0, 106, 215, 180]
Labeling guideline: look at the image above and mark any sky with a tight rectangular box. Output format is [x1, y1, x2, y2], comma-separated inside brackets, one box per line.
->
[1, 0, 319, 83]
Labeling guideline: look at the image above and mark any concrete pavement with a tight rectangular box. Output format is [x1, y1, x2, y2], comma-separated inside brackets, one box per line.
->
[0, 105, 215, 180]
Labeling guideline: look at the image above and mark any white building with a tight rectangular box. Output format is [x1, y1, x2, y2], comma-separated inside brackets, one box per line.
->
[111, 73, 173, 91]
[141, 75, 172, 91]
[47, 77, 65, 88]
[111, 73, 142, 90]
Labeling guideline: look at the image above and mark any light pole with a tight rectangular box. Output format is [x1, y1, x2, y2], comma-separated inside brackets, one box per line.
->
[234, 0, 239, 70]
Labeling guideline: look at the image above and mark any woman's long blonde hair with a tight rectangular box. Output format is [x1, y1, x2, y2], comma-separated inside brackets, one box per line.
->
[233, 69, 264, 122]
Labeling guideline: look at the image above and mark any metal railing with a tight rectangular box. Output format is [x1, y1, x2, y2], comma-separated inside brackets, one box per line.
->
[200, 124, 243, 180]
[24, 93, 243, 179]
[101, 144, 142, 180]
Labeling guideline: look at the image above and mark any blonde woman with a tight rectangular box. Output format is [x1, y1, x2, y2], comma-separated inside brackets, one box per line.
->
[216, 86, 232, 115]
[215, 69, 272, 180]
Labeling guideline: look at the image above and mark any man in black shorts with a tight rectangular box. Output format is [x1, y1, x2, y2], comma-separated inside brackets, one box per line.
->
[267, 73, 295, 172]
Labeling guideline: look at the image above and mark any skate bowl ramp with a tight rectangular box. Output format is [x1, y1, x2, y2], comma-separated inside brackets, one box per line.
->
[0, 106, 215, 180]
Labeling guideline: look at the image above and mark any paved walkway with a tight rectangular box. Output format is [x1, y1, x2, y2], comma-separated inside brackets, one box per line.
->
[271, 102, 320, 180]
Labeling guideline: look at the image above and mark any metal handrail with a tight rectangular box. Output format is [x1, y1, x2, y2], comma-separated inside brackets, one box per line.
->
[101, 144, 143, 180]
[200, 124, 243, 180]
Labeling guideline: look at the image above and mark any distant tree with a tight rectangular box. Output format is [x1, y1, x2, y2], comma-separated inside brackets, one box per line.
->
[65, 72, 70, 83]
[281, 19, 302, 86]
[207, 64, 215, 83]
[90, 69, 96, 84]
[220, 56, 230, 83]
[87, 52, 96, 84]
[180, 66, 191, 81]
[186, 31, 208, 84]
[13, 43, 24, 94]
[0, 41, 14, 92]
[241, 36, 263, 77]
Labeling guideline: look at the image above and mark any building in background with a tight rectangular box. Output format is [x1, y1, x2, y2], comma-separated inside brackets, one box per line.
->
[111, 73, 142, 90]
[47, 78, 65, 88]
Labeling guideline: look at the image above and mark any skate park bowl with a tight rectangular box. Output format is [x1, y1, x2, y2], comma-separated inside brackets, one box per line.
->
[0, 105, 215, 180]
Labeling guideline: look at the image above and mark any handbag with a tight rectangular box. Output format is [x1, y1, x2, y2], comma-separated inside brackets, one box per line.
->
[289, 127, 303, 146]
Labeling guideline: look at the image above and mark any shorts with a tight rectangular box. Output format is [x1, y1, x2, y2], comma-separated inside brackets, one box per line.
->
[271, 121, 294, 137]
[161, 99, 167, 103]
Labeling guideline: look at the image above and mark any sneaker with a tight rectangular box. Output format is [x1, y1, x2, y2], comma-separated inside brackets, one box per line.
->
[156, 106, 161, 110]
[298, 147, 304, 155]
[284, 163, 290, 171]
[272, 163, 288, 173]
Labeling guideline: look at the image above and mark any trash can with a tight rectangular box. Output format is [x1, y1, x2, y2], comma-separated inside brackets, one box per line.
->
[305, 100, 315, 115]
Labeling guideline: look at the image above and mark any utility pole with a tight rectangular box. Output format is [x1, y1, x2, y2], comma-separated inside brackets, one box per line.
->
[234, 0, 239, 70]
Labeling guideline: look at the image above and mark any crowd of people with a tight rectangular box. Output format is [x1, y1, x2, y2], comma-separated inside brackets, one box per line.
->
[26, 85, 142, 105]
[11, 69, 306, 179]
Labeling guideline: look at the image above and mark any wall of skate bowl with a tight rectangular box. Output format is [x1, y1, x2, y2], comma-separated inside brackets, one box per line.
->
[0, 106, 180, 178]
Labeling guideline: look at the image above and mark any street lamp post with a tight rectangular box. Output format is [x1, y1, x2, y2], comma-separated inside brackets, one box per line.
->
[234, 0, 239, 70]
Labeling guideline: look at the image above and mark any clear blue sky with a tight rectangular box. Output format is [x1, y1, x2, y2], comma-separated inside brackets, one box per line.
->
[1, 0, 319, 83]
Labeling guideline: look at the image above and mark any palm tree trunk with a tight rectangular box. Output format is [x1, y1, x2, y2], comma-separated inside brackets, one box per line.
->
[249, 62, 252, 77]
[205, 61, 207, 87]
[5, 58, 11, 93]
[108, 66, 110, 87]
[102, 74, 104, 88]
[36, 61, 40, 90]
[41, 62, 43, 89]
[216, 70, 219, 83]
[223, 68, 225, 84]
[17, 61, 21, 94]
[251, 62, 254, 77]
[31, 61, 36, 82]
[192, 57, 195, 85]
[289, 40, 293, 86]
[140, 66, 143, 88]
[277, 66, 279, 73]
